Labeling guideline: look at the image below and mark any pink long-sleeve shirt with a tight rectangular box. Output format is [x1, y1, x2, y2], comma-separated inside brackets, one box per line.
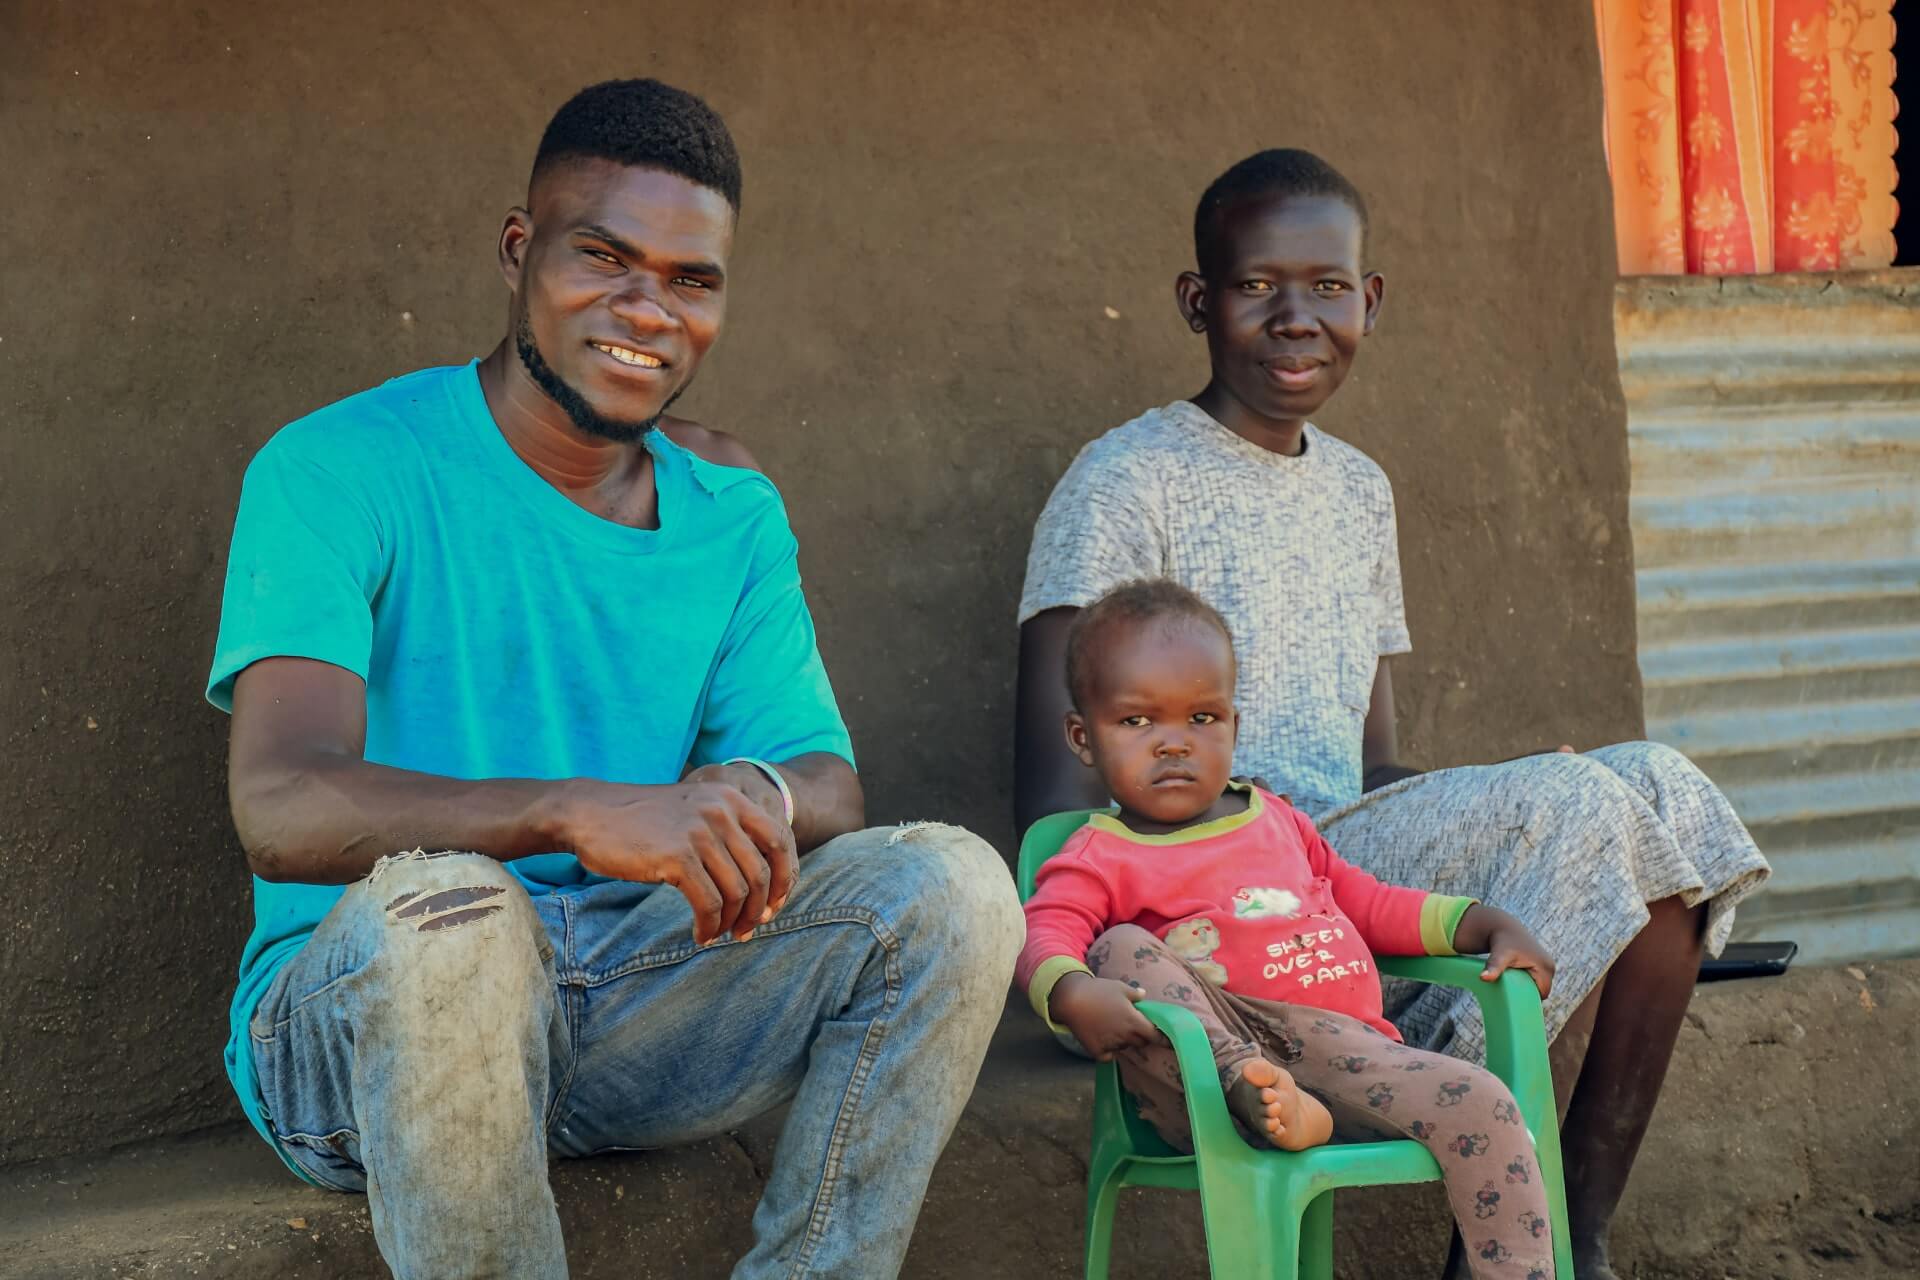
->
[1019, 786, 1472, 1040]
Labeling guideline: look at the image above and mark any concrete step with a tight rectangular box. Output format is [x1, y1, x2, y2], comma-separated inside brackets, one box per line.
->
[3, 973, 1918, 1280]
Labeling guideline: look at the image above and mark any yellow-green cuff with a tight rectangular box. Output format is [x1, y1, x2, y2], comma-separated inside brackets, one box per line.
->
[1420, 895, 1479, 956]
[1027, 954, 1095, 1033]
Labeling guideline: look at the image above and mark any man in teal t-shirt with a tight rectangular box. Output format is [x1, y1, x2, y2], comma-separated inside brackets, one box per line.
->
[208, 79, 1022, 1280]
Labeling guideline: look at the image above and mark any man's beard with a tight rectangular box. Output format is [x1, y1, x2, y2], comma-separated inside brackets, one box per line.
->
[514, 313, 680, 443]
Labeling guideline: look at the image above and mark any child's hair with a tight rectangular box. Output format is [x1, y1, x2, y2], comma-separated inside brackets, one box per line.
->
[1065, 579, 1236, 710]
[1193, 147, 1369, 270]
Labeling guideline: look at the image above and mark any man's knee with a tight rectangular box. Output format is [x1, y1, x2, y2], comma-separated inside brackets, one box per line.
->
[357, 851, 549, 1007]
[875, 822, 1024, 971]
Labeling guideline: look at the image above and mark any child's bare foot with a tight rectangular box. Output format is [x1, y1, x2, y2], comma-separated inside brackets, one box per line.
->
[1225, 1058, 1333, 1151]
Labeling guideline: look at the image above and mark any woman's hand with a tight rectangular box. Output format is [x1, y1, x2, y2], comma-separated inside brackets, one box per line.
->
[1048, 971, 1167, 1061]
[1451, 903, 1555, 998]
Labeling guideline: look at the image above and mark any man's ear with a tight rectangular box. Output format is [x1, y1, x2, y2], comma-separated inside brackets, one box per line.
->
[498, 207, 533, 291]
[1174, 271, 1209, 334]
[1361, 271, 1386, 336]
[1064, 712, 1096, 767]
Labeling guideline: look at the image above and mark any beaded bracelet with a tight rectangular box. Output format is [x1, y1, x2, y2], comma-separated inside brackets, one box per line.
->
[723, 756, 795, 827]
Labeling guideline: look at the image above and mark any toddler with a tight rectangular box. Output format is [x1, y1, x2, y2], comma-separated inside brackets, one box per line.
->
[1019, 579, 1557, 1280]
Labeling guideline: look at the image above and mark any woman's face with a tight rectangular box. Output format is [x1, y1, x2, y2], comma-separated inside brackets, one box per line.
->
[1181, 193, 1383, 429]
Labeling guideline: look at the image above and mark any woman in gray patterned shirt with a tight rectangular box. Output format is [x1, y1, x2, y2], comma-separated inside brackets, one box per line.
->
[1013, 150, 1768, 1280]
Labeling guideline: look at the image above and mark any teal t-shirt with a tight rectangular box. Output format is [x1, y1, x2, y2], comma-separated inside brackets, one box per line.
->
[207, 361, 853, 1162]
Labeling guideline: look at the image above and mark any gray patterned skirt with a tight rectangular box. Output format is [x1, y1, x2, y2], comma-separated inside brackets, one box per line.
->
[1315, 741, 1771, 1064]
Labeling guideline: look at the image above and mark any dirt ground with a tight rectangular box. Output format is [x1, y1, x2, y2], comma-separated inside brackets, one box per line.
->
[2, 959, 1913, 1279]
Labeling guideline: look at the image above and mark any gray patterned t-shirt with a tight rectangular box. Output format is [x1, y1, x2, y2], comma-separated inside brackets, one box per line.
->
[1019, 400, 1410, 817]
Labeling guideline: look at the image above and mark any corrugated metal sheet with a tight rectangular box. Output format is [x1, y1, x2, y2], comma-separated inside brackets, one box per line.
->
[1616, 272, 1920, 963]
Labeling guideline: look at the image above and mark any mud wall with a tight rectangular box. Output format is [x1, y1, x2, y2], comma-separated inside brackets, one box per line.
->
[0, 0, 1635, 1161]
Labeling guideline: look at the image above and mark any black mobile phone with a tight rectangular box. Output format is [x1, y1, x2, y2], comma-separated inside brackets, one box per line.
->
[1697, 940, 1798, 982]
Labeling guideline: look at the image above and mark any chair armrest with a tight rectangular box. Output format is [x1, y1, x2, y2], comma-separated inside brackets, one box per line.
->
[1133, 1001, 1248, 1154]
[1375, 953, 1487, 988]
[1374, 957, 1550, 1099]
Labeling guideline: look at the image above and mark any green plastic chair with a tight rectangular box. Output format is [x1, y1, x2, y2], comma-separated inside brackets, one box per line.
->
[1018, 809, 1574, 1280]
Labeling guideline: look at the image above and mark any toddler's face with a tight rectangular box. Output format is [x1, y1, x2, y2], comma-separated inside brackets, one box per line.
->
[1067, 618, 1237, 825]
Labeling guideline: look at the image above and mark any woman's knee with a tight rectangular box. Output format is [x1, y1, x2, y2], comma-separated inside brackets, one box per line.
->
[1587, 738, 1694, 779]
[1494, 751, 1655, 847]
[1521, 749, 1631, 800]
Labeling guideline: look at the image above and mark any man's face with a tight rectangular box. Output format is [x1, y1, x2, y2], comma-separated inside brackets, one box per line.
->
[1066, 619, 1239, 827]
[1183, 194, 1382, 426]
[504, 160, 735, 440]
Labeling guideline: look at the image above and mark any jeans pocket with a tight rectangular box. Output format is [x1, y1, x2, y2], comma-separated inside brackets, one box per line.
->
[250, 988, 369, 1193]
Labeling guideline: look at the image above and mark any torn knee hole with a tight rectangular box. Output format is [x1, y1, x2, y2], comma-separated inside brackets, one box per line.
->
[385, 885, 509, 933]
[885, 820, 960, 845]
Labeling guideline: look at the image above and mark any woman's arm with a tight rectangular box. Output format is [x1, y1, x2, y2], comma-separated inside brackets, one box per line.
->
[1360, 657, 1424, 791]
[1014, 608, 1111, 835]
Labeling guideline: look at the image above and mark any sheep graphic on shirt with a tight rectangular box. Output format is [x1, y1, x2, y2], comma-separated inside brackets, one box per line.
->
[1164, 918, 1229, 985]
[1231, 886, 1303, 920]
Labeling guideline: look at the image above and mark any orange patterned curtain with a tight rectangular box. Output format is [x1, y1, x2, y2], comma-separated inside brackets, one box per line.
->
[1593, 0, 1899, 273]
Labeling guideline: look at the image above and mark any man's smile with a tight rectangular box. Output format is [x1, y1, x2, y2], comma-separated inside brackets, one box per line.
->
[591, 341, 669, 370]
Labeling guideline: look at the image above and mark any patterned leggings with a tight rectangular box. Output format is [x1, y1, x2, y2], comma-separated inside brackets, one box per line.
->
[1089, 925, 1554, 1280]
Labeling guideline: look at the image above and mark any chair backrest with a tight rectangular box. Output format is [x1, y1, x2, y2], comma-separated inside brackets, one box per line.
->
[1016, 809, 1106, 902]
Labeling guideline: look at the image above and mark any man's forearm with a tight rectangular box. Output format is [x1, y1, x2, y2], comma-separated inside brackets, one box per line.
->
[239, 749, 861, 886]
[230, 748, 574, 884]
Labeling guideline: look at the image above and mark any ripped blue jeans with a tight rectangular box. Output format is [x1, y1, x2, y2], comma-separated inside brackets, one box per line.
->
[245, 824, 1024, 1279]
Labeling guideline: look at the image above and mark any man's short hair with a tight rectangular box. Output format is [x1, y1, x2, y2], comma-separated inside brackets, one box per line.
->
[532, 78, 743, 210]
[1065, 579, 1236, 710]
[1192, 148, 1368, 270]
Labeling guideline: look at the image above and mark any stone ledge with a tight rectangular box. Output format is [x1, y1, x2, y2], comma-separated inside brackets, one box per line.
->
[3, 960, 1914, 1279]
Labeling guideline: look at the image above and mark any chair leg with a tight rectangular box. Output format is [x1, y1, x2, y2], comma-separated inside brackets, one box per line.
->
[1297, 1191, 1334, 1280]
[1195, 1167, 1299, 1280]
[1082, 1156, 1125, 1280]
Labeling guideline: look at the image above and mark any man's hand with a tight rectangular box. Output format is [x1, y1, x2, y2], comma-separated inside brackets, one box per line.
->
[684, 760, 799, 917]
[1451, 904, 1555, 999]
[1047, 971, 1167, 1061]
[556, 777, 797, 945]
[684, 762, 792, 842]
